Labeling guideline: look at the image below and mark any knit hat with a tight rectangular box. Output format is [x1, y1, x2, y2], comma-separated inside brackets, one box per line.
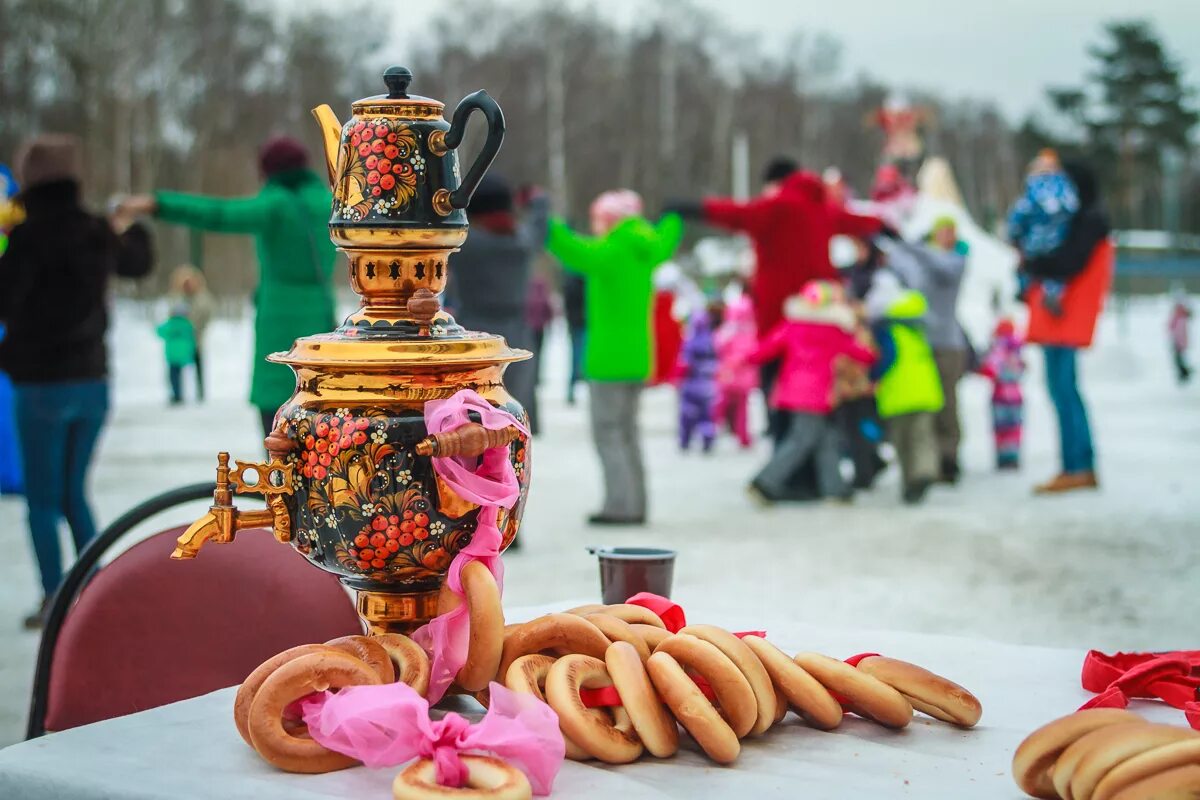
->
[784, 280, 854, 330]
[15, 134, 83, 189]
[589, 189, 643, 235]
[931, 215, 956, 234]
[800, 279, 846, 307]
[468, 174, 514, 215]
[259, 135, 309, 177]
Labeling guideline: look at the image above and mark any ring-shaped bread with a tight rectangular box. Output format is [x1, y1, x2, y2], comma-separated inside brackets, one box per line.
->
[392, 754, 532, 800]
[544, 654, 644, 764]
[246, 650, 383, 773]
[792, 652, 912, 729]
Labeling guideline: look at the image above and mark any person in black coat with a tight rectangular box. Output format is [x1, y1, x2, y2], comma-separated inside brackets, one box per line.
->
[0, 134, 153, 627]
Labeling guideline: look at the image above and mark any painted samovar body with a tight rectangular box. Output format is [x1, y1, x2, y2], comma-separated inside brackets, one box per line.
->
[174, 67, 529, 634]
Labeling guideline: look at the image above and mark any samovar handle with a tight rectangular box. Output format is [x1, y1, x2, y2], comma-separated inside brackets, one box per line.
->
[432, 90, 505, 215]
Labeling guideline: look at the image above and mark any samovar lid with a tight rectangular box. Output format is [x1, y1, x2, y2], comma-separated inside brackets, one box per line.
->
[349, 66, 446, 120]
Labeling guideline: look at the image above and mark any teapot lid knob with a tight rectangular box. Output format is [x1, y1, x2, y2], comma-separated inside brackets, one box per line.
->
[383, 66, 413, 99]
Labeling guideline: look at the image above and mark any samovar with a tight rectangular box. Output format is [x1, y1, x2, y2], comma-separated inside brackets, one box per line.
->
[173, 67, 530, 634]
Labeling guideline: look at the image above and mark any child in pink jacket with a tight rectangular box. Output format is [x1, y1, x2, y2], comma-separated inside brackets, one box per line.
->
[714, 293, 759, 448]
[748, 281, 875, 502]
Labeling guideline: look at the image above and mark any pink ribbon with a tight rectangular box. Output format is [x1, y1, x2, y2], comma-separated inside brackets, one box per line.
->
[299, 681, 563, 795]
[411, 390, 528, 704]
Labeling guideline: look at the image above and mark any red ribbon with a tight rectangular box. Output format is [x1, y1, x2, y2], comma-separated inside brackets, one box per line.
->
[1078, 650, 1200, 729]
[579, 594, 764, 708]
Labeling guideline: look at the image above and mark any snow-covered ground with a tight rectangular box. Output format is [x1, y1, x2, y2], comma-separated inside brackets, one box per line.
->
[0, 296, 1195, 746]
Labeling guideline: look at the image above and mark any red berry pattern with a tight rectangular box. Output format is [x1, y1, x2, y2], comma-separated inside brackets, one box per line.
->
[334, 119, 422, 221]
[284, 404, 527, 581]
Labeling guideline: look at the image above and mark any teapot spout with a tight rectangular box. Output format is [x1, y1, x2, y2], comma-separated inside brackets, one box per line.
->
[311, 104, 343, 187]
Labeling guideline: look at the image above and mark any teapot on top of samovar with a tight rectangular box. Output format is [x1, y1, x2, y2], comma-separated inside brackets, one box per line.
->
[172, 68, 531, 635]
[311, 64, 505, 335]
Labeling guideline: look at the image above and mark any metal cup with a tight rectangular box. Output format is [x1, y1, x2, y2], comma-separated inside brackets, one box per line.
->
[588, 546, 677, 605]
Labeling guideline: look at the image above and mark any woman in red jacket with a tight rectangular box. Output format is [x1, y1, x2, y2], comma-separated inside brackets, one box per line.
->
[1021, 160, 1112, 494]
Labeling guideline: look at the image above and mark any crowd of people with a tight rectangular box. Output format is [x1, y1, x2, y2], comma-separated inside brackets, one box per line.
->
[0, 122, 1182, 627]
[550, 152, 1121, 521]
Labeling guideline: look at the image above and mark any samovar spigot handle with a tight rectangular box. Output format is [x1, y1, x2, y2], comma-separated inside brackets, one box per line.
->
[416, 423, 521, 458]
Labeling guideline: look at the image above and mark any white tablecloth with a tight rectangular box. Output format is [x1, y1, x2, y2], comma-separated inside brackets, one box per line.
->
[0, 603, 1178, 799]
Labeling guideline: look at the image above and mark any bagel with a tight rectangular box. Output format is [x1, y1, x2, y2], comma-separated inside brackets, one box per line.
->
[392, 754, 532, 800]
[1056, 722, 1199, 800]
[503, 654, 593, 761]
[598, 604, 667, 629]
[247, 650, 383, 773]
[1011, 709, 1145, 799]
[1093, 738, 1200, 800]
[234, 644, 340, 746]
[630, 624, 671, 651]
[646, 651, 740, 765]
[325, 635, 396, 683]
[375, 633, 431, 697]
[854, 655, 982, 728]
[741, 637, 842, 730]
[564, 603, 608, 617]
[793, 652, 910, 729]
[441, 561, 505, 692]
[773, 684, 788, 725]
[1109, 764, 1200, 800]
[653, 634, 757, 738]
[544, 654, 643, 764]
[498, 614, 611, 679]
[605, 641, 679, 758]
[678, 625, 776, 736]
[584, 614, 652, 662]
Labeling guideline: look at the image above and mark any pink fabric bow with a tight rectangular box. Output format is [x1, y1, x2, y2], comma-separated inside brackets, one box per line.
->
[412, 390, 529, 703]
[300, 681, 564, 795]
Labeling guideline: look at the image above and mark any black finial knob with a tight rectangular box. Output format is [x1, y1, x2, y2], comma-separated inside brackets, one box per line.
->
[383, 66, 413, 99]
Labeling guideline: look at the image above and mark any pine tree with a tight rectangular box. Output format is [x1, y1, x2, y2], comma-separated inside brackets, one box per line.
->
[1028, 21, 1198, 228]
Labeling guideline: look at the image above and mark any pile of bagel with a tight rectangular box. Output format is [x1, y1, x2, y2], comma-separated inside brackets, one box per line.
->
[232, 571, 982, 794]
[1013, 709, 1200, 800]
[489, 602, 981, 765]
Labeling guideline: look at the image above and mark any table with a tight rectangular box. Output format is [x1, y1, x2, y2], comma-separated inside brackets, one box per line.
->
[0, 603, 1178, 799]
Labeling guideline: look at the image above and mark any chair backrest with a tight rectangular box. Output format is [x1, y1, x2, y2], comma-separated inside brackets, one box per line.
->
[43, 527, 360, 733]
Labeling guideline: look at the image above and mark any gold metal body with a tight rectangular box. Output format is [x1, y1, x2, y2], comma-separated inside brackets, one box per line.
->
[176, 75, 529, 636]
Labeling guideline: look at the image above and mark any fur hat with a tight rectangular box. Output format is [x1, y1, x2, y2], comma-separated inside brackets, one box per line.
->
[258, 135, 308, 177]
[15, 134, 83, 189]
[763, 156, 799, 184]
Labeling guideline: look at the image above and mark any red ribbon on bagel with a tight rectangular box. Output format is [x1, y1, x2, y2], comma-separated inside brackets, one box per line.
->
[580, 594, 764, 708]
[1078, 650, 1200, 729]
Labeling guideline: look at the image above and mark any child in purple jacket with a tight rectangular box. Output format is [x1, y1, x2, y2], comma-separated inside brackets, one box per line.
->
[678, 303, 722, 452]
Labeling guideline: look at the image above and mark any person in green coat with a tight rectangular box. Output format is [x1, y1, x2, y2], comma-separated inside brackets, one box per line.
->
[868, 289, 945, 505]
[156, 305, 196, 406]
[122, 136, 337, 435]
[546, 189, 683, 525]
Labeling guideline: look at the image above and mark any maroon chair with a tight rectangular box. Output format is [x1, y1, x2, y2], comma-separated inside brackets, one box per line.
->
[39, 526, 360, 734]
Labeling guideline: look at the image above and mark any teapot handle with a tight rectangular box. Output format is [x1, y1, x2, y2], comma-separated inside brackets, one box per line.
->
[442, 90, 505, 211]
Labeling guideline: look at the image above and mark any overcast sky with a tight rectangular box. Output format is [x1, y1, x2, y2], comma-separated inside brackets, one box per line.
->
[381, 0, 1200, 121]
